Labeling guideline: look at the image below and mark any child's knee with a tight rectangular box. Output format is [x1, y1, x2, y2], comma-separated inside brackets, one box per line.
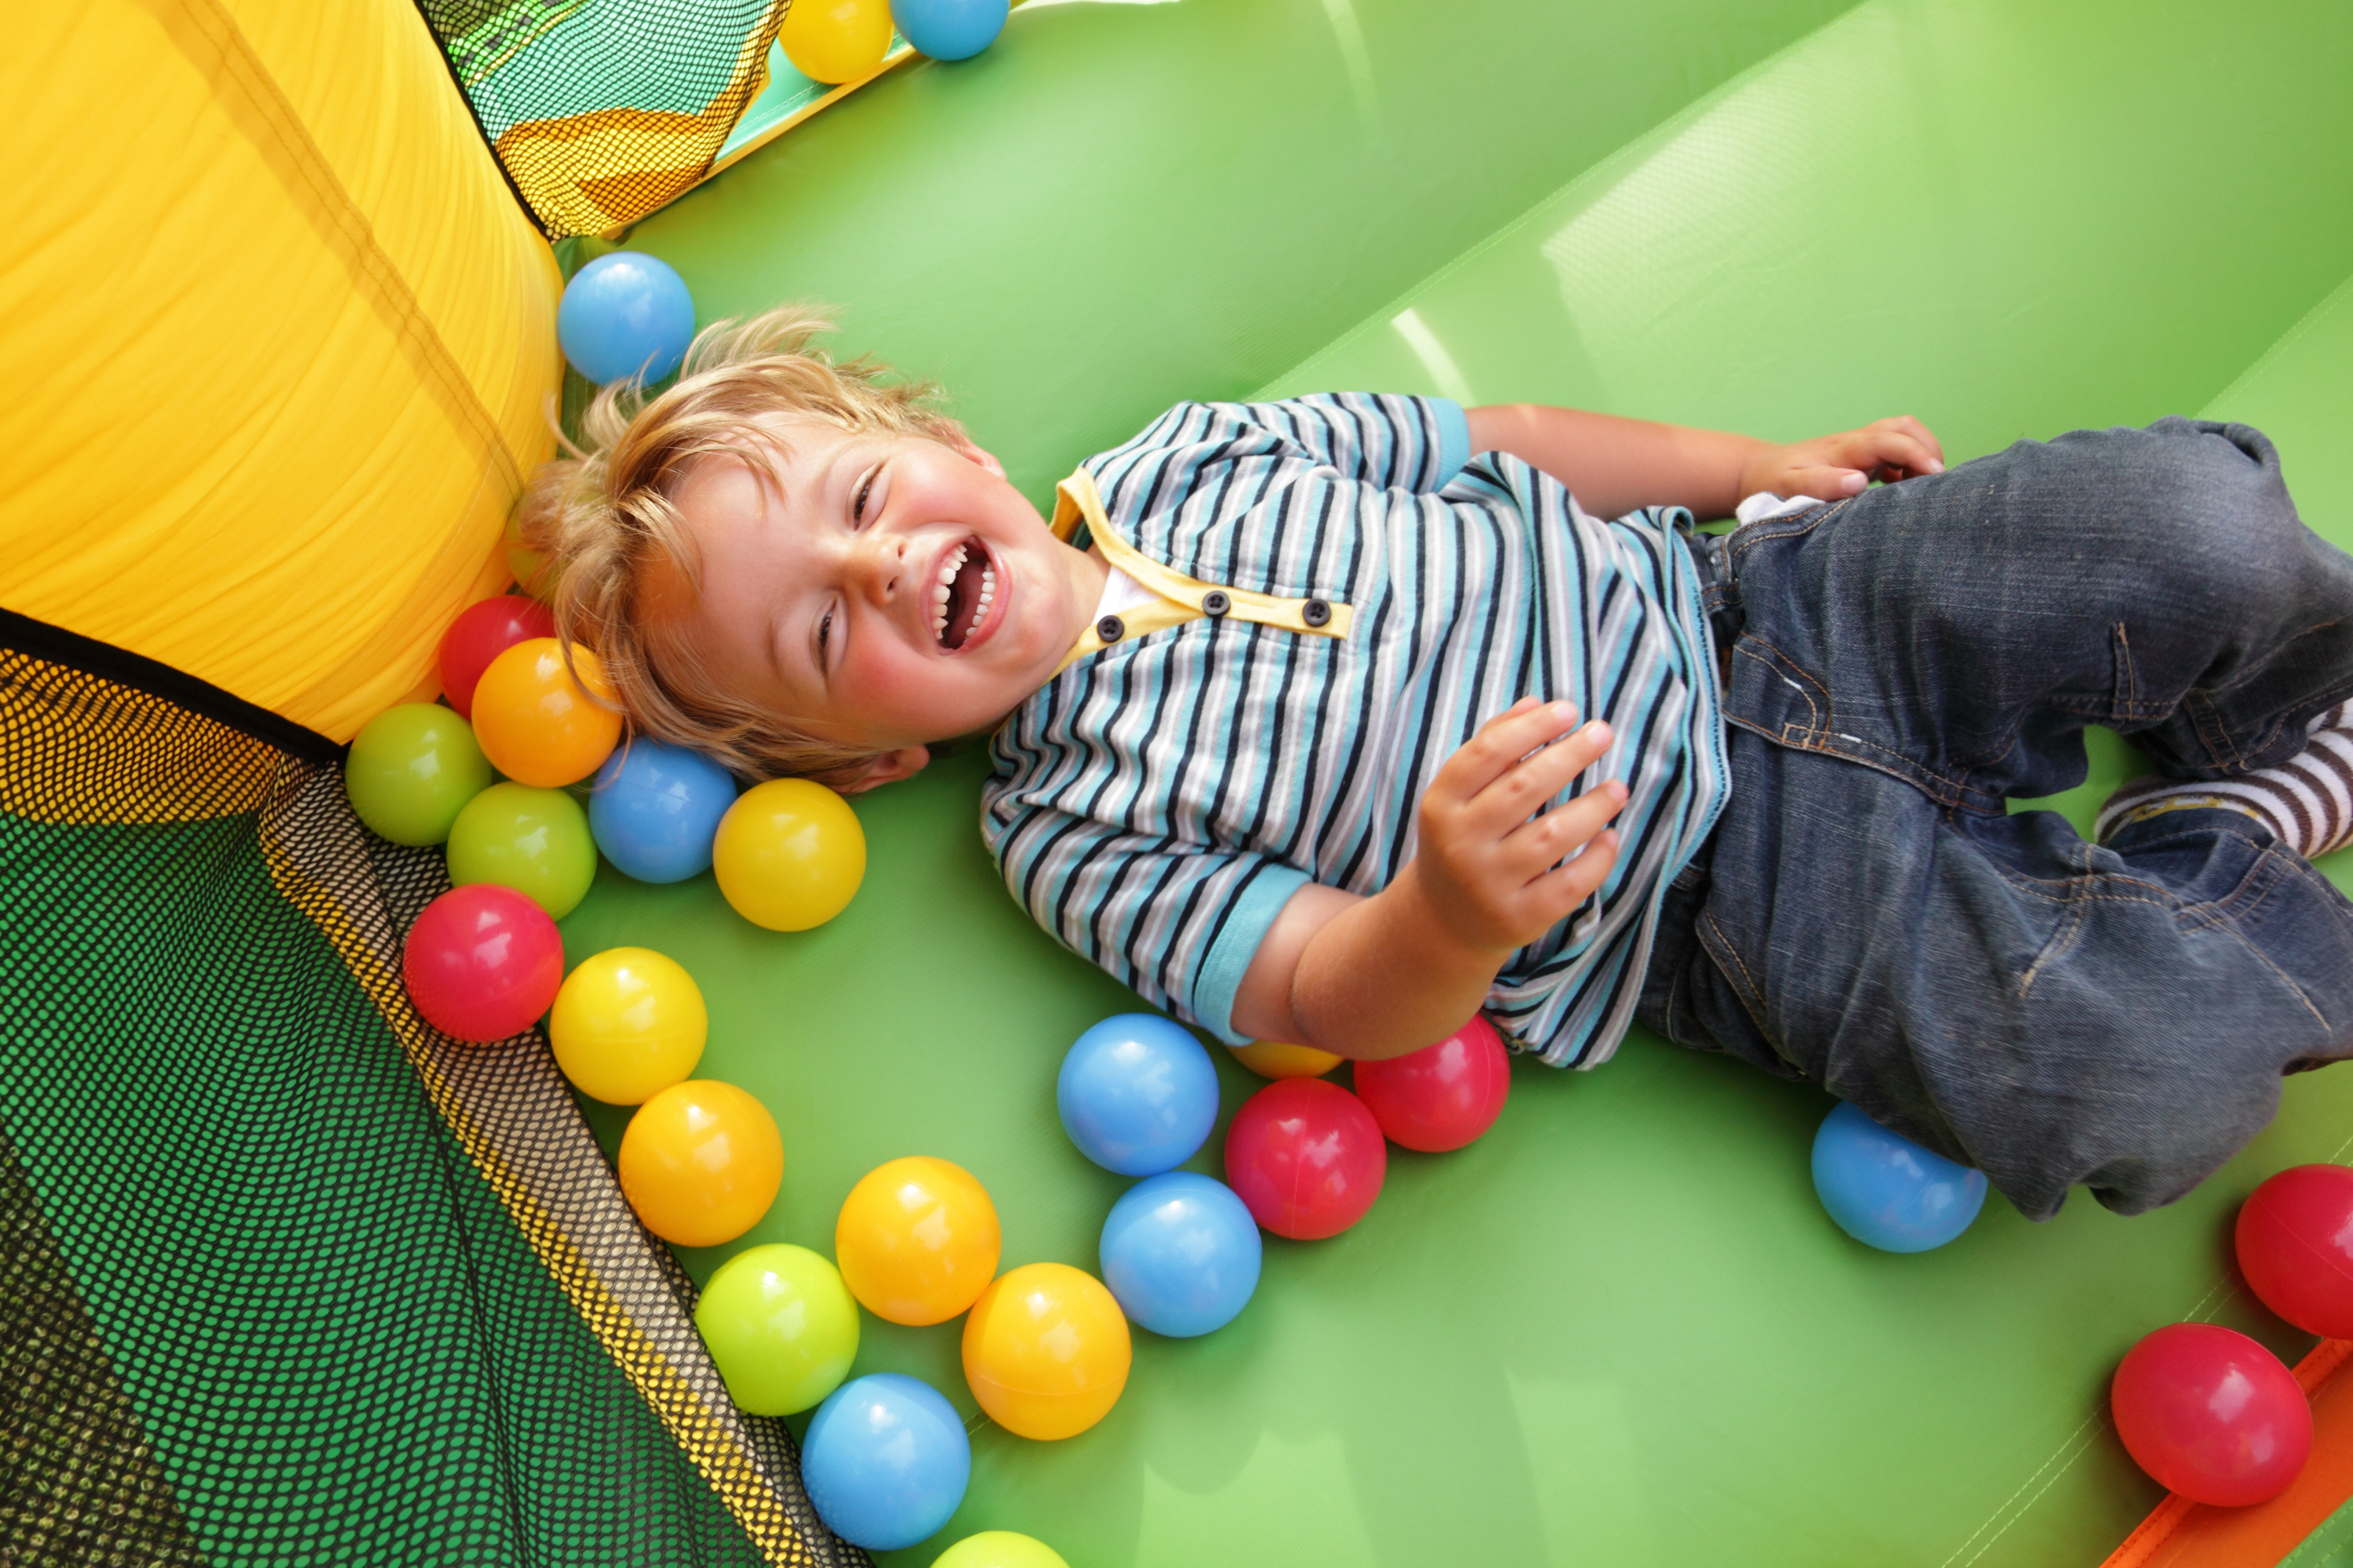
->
[2077, 418, 2316, 620]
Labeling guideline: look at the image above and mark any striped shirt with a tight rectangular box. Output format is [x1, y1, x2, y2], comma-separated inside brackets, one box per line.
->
[982, 395, 1731, 1067]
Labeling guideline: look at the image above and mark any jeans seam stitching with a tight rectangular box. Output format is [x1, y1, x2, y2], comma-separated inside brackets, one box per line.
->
[1697, 910, 1781, 1049]
[2017, 845, 2094, 997]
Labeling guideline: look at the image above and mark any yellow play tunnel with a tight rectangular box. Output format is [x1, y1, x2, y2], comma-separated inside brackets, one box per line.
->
[0, 0, 561, 740]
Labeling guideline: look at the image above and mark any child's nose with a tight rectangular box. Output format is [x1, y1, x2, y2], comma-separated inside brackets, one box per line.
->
[847, 533, 904, 603]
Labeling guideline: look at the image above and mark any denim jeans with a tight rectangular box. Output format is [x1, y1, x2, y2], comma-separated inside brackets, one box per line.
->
[1638, 419, 2353, 1220]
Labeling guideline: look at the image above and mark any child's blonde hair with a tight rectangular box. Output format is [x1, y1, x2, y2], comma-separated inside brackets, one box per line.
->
[519, 305, 968, 788]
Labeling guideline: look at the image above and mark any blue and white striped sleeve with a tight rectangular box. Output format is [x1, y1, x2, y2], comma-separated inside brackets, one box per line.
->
[1224, 393, 1471, 493]
[985, 802, 1309, 1045]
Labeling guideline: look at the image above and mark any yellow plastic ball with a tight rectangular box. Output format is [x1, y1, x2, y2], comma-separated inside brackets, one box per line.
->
[961, 1263, 1132, 1440]
[932, 1532, 1071, 1568]
[835, 1156, 1002, 1326]
[617, 1080, 782, 1247]
[779, 0, 892, 84]
[470, 638, 622, 788]
[1228, 1040, 1345, 1079]
[713, 778, 866, 931]
[548, 948, 708, 1105]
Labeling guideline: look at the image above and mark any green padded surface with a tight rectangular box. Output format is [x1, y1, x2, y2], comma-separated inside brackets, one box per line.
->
[562, 0, 2353, 1561]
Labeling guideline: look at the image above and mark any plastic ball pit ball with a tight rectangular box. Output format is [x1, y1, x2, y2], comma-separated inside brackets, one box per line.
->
[548, 947, 708, 1105]
[1056, 1013, 1220, 1177]
[616, 1080, 783, 1247]
[558, 251, 695, 385]
[694, 1243, 860, 1416]
[589, 738, 738, 883]
[437, 595, 555, 718]
[781, 0, 894, 83]
[1099, 1171, 1262, 1338]
[713, 778, 867, 930]
[345, 703, 494, 846]
[1223, 1078, 1387, 1240]
[932, 1532, 1071, 1568]
[2236, 1163, 2353, 1337]
[835, 1156, 1002, 1326]
[802, 1373, 971, 1552]
[891, 0, 1008, 61]
[1352, 1016, 1511, 1153]
[445, 782, 597, 920]
[401, 883, 563, 1042]
[1228, 1040, 1343, 1080]
[962, 1263, 1133, 1441]
[469, 638, 622, 788]
[1810, 1102, 1988, 1252]
[2111, 1322, 2311, 1506]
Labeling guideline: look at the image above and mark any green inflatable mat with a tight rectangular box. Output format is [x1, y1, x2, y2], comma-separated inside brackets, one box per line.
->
[565, 0, 2353, 1561]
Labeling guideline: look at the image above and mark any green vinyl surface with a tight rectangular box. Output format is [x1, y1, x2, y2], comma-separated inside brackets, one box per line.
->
[560, 1, 2353, 1562]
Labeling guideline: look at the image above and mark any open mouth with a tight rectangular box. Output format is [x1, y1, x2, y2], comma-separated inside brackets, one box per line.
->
[931, 536, 996, 652]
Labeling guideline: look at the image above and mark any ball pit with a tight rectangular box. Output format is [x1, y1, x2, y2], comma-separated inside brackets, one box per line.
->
[802, 1373, 972, 1552]
[835, 1155, 1002, 1326]
[345, 703, 494, 847]
[548, 947, 708, 1105]
[962, 1262, 1133, 1440]
[695, 1243, 861, 1416]
[401, 883, 564, 1043]
[2235, 1163, 2353, 1337]
[713, 778, 866, 931]
[558, 251, 696, 386]
[470, 638, 623, 789]
[616, 1079, 784, 1247]
[1223, 1078, 1387, 1240]
[445, 782, 598, 920]
[589, 738, 738, 884]
[437, 595, 556, 718]
[2111, 1322, 2311, 1506]
[1810, 1102, 1988, 1253]
[1056, 1013, 1220, 1177]
[1352, 1016, 1511, 1153]
[1099, 1171, 1261, 1338]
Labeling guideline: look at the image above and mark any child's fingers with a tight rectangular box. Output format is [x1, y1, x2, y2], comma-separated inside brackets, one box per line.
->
[1853, 426, 1944, 479]
[1462, 717, 1615, 835]
[1430, 699, 1582, 805]
[1500, 777, 1627, 880]
[1528, 828, 1621, 914]
[1874, 415, 1945, 466]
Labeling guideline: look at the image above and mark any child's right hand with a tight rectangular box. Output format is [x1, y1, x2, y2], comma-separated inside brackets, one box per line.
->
[1405, 698, 1628, 955]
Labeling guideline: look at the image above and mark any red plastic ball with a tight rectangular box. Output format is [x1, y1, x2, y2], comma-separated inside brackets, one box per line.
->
[1352, 1016, 1512, 1152]
[2110, 1323, 2311, 1506]
[438, 595, 557, 718]
[1222, 1079, 1387, 1240]
[401, 883, 564, 1043]
[2237, 1165, 2353, 1337]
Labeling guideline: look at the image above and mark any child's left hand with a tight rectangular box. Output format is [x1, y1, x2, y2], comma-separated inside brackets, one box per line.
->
[1739, 416, 1946, 503]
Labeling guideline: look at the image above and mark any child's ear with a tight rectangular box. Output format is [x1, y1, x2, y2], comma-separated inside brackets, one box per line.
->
[844, 744, 931, 793]
[946, 433, 1008, 481]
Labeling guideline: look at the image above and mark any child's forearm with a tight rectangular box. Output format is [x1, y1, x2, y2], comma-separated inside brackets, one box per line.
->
[1468, 403, 1764, 521]
[1245, 868, 1508, 1061]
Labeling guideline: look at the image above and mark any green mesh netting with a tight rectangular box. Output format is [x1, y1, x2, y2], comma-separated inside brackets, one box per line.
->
[0, 613, 859, 1567]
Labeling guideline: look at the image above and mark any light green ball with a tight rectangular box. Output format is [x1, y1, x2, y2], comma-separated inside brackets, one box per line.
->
[445, 782, 597, 919]
[932, 1532, 1071, 1568]
[344, 703, 493, 846]
[695, 1245, 860, 1416]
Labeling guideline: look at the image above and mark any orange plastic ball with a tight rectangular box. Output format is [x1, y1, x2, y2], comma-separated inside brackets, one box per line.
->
[779, 0, 892, 84]
[835, 1156, 1002, 1326]
[961, 1263, 1132, 1440]
[1228, 1040, 1344, 1079]
[471, 638, 622, 788]
[617, 1079, 783, 1247]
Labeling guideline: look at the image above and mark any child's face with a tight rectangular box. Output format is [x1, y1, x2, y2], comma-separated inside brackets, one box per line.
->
[654, 421, 1097, 766]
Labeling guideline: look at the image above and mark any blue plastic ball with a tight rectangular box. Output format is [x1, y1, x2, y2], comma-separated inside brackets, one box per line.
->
[1811, 1101, 1988, 1252]
[1056, 1013, 1220, 1177]
[558, 252, 695, 385]
[1099, 1172, 1262, 1337]
[588, 738, 738, 883]
[801, 1373, 970, 1552]
[890, 0, 1008, 60]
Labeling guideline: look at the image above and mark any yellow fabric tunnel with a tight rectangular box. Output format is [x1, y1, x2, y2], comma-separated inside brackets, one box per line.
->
[0, 0, 561, 741]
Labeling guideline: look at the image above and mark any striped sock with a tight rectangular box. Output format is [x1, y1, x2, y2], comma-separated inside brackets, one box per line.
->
[2095, 702, 2353, 858]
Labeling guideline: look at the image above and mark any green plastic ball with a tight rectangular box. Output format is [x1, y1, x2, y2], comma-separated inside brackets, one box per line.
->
[695, 1245, 860, 1417]
[932, 1532, 1071, 1568]
[344, 703, 494, 846]
[445, 782, 597, 919]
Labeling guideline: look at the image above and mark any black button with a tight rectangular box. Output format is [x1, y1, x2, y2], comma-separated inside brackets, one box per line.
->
[1302, 598, 1332, 628]
[1201, 590, 1231, 617]
[1096, 615, 1125, 643]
